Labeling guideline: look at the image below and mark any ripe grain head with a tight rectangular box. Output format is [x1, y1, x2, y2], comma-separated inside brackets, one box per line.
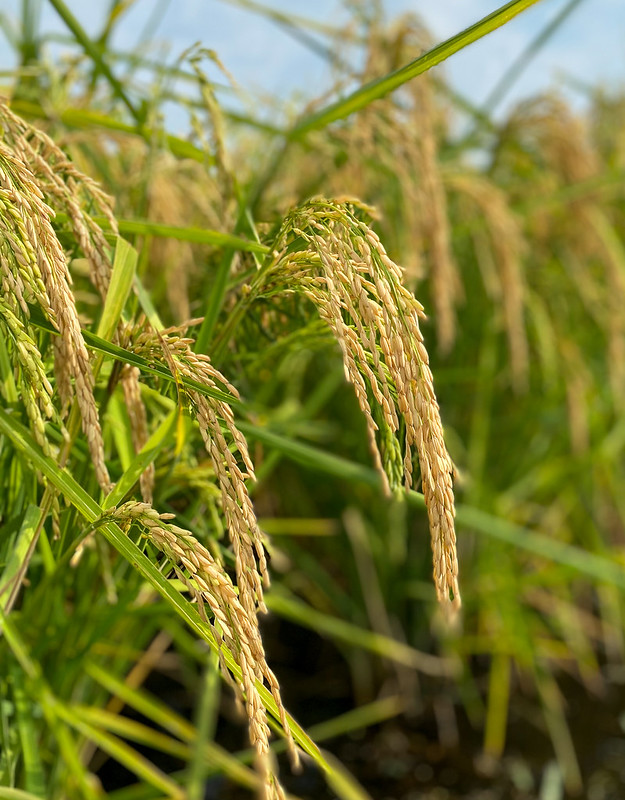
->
[263, 199, 460, 610]
[0, 107, 110, 489]
[130, 322, 270, 620]
[111, 501, 298, 799]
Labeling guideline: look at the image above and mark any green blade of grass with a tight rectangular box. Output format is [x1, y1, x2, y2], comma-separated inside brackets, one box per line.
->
[196, 247, 239, 354]
[107, 391, 136, 472]
[307, 696, 405, 743]
[0, 505, 39, 609]
[96, 237, 137, 342]
[318, 748, 373, 800]
[186, 650, 222, 799]
[0, 611, 101, 800]
[84, 663, 258, 790]
[195, 206, 263, 354]
[290, 0, 542, 137]
[98, 216, 268, 255]
[71, 706, 192, 762]
[455, 504, 625, 591]
[103, 408, 177, 510]
[54, 708, 185, 800]
[8, 661, 46, 796]
[0, 327, 18, 403]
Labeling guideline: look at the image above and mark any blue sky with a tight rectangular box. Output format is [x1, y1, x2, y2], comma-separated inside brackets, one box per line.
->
[1, 1, 623, 129]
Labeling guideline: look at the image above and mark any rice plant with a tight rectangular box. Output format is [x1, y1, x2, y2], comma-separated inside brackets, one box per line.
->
[3, 1, 625, 798]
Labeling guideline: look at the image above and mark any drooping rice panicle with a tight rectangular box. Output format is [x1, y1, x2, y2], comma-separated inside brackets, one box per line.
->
[130, 322, 269, 619]
[0, 128, 110, 489]
[0, 101, 117, 298]
[261, 199, 460, 610]
[111, 501, 299, 800]
[0, 102, 163, 496]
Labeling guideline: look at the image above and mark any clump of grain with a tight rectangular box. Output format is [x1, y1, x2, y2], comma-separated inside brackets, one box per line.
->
[129, 321, 270, 619]
[0, 101, 117, 299]
[260, 199, 460, 610]
[497, 96, 625, 405]
[0, 115, 110, 489]
[0, 145, 57, 454]
[0, 102, 167, 496]
[111, 501, 298, 800]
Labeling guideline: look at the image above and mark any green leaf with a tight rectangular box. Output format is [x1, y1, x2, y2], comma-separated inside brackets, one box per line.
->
[9, 100, 210, 164]
[54, 707, 185, 800]
[96, 237, 137, 342]
[59, 212, 268, 255]
[103, 408, 177, 510]
[113, 217, 268, 255]
[9, 661, 46, 796]
[83, 664, 258, 791]
[455, 504, 625, 590]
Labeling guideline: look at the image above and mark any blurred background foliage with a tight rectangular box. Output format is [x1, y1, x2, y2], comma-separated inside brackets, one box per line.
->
[2, 1, 625, 798]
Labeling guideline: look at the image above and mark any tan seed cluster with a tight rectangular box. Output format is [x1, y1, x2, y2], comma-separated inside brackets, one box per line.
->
[497, 95, 625, 416]
[131, 324, 270, 619]
[266, 200, 460, 610]
[0, 102, 162, 495]
[112, 501, 298, 800]
[272, 16, 461, 349]
[0, 130, 110, 489]
[0, 100, 117, 298]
